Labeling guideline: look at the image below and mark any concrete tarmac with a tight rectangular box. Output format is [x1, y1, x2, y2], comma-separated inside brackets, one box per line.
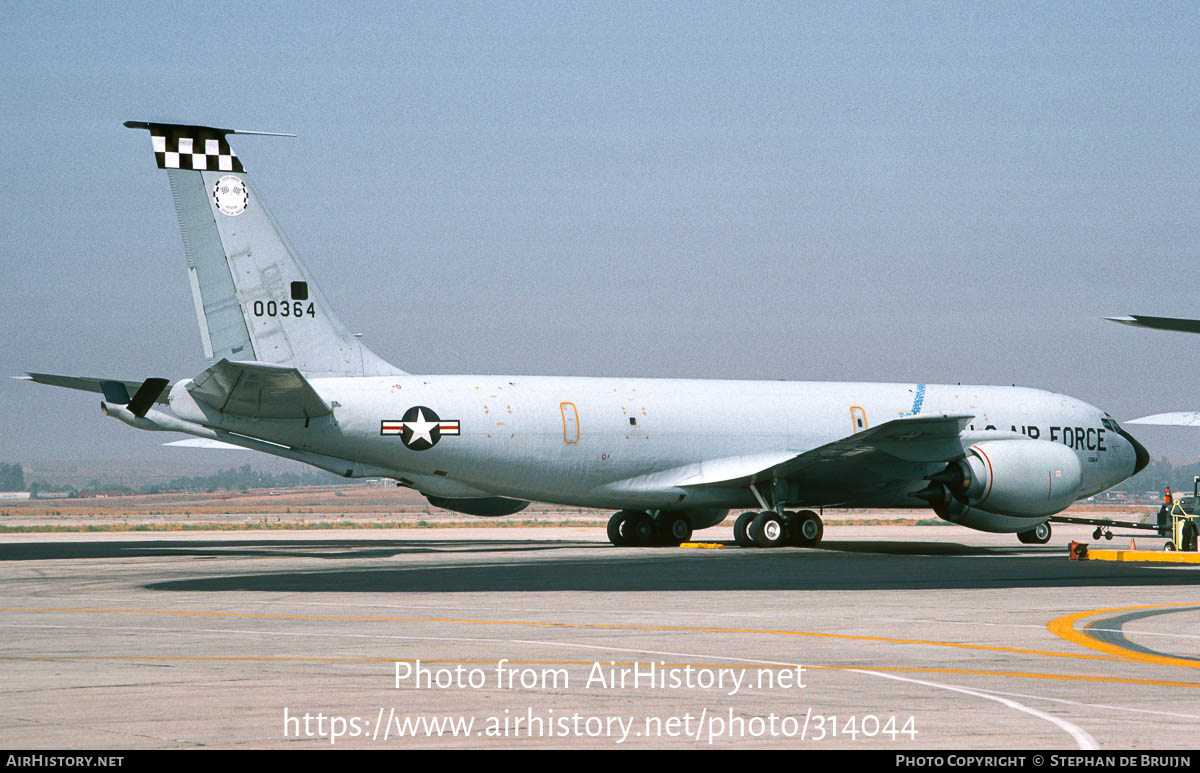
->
[1, 522, 1197, 749]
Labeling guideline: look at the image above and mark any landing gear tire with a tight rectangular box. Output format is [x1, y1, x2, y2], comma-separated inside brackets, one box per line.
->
[626, 512, 655, 546]
[1104, 530, 1113, 541]
[734, 511, 757, 547]
[1018, 522, 1051, 545]
[751, 511, 786, 548]
[607, 511, 630, 546]
[791, 510, 824, 547]
[608, 510, 653, 546]
[1165, 541, 1177, 552]
[1093, 527, 1103, 540]
[659, 512, 693, 545]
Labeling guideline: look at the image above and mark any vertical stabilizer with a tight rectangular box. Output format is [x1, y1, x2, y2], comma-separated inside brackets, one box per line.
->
[125, 121, 405, 377]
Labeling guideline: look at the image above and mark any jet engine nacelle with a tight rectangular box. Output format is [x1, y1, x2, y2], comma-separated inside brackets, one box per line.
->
[682, 507, 730, 530]
[425, 495, 530, 517]
[946, 439, 1082, 518]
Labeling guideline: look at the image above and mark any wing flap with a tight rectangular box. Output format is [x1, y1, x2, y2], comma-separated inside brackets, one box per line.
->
[186, 359, 331, 419]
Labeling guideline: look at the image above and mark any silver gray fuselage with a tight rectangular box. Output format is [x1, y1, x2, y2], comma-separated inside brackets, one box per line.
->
[168, 376, 1139, 529]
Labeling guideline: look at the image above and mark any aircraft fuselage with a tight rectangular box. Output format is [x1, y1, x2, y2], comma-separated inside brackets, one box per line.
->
[165, 376, 1142, 532]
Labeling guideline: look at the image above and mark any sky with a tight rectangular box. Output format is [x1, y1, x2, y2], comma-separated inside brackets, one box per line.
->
[1, 1, 1199, 469]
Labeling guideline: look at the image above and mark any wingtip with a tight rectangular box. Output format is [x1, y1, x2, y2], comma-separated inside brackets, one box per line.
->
[1105, 316, 1139, 325]
[12, 374, 32, 381]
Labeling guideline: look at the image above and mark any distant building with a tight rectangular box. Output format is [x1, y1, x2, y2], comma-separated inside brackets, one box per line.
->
[0, 491, 31, 501]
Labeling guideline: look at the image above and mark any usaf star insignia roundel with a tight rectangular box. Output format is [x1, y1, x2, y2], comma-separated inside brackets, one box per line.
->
[381, 406, 460, 451]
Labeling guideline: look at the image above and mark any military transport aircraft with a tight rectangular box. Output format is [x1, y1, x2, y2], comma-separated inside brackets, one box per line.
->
[21, 122, 1150, 548]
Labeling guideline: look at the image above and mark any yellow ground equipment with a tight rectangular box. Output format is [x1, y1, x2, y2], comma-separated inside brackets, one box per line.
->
[1162, 499, 1200, 552]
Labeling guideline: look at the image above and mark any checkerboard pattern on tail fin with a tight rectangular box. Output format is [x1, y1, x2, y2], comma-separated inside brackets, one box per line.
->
[148, 124, 243, 172]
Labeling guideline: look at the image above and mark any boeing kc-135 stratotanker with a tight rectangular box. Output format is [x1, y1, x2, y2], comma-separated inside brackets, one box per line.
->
[21, 122, 1149, 547]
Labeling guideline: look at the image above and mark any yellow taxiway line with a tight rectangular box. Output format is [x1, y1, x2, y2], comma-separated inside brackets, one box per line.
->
[2, 655, 1198, 690]
[0, 605, 1121, 663]
[1047, 602, 1200, 669]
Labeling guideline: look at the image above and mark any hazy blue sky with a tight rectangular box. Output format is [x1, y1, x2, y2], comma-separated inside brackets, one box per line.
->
[2, 2, 1199, 467]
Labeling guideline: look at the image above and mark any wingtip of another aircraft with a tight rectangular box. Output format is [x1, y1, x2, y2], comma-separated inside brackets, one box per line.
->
[1126, 412, 1200, 427]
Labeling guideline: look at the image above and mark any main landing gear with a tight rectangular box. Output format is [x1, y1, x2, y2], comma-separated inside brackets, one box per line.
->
[607, 510, 694, 547]
[733, 510, 824, 548]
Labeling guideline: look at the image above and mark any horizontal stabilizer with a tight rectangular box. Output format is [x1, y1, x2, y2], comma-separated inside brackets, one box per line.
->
[163, 438, 248, 450]
[187, 359, 331, 419]
[20, 373, 172, 405]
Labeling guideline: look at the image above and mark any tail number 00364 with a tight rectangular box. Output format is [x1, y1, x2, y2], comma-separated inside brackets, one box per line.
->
[252, 300, 316, 318]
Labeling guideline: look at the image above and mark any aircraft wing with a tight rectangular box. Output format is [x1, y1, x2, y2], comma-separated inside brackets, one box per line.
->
[681, 413, 981, 503]
[1106, 315, 1200, 334]
[1126, 412, 1200, 427]
[187, 359, 331, 419]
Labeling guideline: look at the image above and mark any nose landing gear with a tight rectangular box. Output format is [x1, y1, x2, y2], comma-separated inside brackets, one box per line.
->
[1017, 521, 1052, 544]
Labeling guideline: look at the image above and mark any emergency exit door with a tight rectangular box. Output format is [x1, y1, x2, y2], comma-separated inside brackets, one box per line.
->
[850, 406, 868, 433]
[560, 402, 579, 443]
